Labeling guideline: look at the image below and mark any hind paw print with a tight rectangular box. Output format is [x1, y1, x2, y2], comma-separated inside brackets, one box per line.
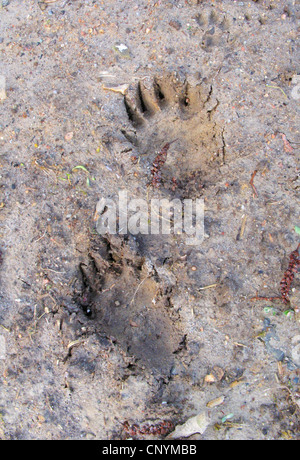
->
[76, 234, 183, 374]
[194, 10, 231, 51]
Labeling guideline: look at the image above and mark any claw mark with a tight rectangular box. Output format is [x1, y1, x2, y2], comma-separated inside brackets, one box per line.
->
[124, 96, 144, 127]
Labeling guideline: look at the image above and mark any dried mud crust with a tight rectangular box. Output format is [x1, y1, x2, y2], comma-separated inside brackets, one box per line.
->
[122, 73, 224, 195]
[75, 234, 184, 376]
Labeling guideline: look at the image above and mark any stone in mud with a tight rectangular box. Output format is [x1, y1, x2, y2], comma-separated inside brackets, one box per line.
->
[0, 76, 6, 101]
[113, 43, 131, 59]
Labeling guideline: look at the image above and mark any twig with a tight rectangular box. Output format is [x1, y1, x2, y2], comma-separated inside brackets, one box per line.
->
[41, 267, 65, 274]
[130, 277, 150, 305]
[101, 283, 116, 294]
[198, 283, 219, 291]
[266, 85, 288, 99]
[278, 132, 294, 153]
[32, 230, 47, 243]
[280, 385, 300, 413]
[250, 293, 281, 302]
[67, 339, 85, 354]
[250, 170, 258, 197]
[236, 215, 247, 241]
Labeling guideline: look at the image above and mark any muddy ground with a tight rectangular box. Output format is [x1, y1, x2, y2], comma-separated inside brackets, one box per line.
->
[0, 0, 299, 440]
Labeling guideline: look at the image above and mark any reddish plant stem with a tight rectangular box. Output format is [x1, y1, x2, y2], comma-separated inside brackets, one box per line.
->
[280, 243, 300, 304]
[251, 244, 300, 305]
[151, 140, 178, 188]
[122, 420, 174, 438]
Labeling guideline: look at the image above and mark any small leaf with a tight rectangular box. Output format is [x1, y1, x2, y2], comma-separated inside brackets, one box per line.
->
[167, 412, 210, 439]
[221, 414, 234, 424]
[72, 165, 89, 173]
[206, 396, 225, 408]
[264, 306, 277, 316]
[295, 226, 300, 235]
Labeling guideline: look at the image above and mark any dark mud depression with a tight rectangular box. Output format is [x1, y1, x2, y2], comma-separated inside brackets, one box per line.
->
[0, 0, 299, 440]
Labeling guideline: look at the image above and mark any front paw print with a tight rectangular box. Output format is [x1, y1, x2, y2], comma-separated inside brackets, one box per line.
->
[121, 73, 224, 194]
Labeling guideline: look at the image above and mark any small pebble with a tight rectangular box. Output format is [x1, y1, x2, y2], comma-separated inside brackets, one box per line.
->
[169, 19, 182, 31]
[38, 2, 47, 11]
[0, 75, 6, 101]
[113, 43, 131, 59]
